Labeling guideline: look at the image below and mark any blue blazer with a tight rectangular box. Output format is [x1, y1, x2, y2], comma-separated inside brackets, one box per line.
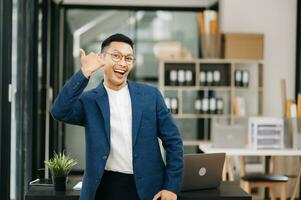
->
[51, 70, 184, 200]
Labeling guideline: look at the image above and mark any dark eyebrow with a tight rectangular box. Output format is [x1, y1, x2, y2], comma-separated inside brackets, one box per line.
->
[111, 49, 133, 56]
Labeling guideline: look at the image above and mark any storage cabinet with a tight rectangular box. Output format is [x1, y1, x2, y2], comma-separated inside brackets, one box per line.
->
[159, 59, 264, 146]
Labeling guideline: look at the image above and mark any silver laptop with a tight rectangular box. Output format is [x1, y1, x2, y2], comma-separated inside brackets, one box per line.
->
[212, 123, 247, 148]
[181, 153, 225, 191]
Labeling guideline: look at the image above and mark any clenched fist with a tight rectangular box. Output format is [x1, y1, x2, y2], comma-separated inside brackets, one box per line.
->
[80, 48, 105, 78]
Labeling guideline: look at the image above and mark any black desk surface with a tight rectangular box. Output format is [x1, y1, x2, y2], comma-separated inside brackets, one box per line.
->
[25, 179, 79, 200]
[179, 181, 251, 200]
[25, 181, 251, 200]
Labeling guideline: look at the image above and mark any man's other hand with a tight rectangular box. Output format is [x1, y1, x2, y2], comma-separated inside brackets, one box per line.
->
[153, 190, 177, 200]
[80, 48, 105, 78]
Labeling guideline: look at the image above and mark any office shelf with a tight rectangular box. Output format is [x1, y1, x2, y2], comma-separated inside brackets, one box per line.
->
[159, 58, 264, 143]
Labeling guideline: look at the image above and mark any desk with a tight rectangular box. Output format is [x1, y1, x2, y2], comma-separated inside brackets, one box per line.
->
[25, 181, 250, 200]
[179, 181, 251, 200]
[25, 180, 79, 200]
[199, 143, 301, 199]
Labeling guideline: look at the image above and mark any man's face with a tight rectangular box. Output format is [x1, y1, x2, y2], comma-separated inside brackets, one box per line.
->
[102, 41, 134, 90]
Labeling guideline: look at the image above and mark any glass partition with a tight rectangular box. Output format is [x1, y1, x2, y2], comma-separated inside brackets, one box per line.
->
[65, 9, 200, 170]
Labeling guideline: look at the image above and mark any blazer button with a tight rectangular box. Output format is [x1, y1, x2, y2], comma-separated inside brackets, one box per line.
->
[102, 155, 107, 160]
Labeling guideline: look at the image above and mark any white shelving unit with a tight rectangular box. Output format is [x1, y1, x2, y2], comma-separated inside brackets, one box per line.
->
[159, 59, 264, 145]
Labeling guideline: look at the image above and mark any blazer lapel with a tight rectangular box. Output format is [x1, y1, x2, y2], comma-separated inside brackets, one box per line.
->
[128, 81, 143, 147]
[94, 82, 110, 145]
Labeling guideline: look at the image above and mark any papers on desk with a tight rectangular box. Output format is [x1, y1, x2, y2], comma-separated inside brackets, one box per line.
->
[248, 117, 284, 149]
[29, 179, 53, 186]
[73, 181, 82, 190]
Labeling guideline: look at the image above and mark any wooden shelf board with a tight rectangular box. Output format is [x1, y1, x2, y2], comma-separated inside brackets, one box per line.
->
[160, 58, 264, 64]
[234, 87, 263, 92]
[163, 86, 231, 91]
[173, 114, 230, 119]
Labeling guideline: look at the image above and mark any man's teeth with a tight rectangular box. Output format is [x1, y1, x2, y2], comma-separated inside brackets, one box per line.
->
[114, 69, 125, 74]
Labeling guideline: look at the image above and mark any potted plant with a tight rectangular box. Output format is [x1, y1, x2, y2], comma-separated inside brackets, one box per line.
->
[44, 152, 77, 191]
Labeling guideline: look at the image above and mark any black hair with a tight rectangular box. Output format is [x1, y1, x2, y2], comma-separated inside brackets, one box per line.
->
[101, 33, 134, 52]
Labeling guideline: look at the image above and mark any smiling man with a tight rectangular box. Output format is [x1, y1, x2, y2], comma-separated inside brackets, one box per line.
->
[51, 33, 183, 200]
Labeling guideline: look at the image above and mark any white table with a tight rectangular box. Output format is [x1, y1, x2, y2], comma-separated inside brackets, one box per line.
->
[199, 143, 301, 199]
[199, 143, 301, 156]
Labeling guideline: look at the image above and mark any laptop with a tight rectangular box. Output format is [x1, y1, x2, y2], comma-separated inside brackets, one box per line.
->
[212, 123, 247, 148]
[181, 153, 225, 191]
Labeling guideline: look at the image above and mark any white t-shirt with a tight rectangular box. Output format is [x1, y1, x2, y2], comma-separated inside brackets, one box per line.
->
[104, 84, 133, 174]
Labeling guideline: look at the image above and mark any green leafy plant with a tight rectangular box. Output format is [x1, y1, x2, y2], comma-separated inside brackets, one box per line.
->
[44, 152, 77, 177]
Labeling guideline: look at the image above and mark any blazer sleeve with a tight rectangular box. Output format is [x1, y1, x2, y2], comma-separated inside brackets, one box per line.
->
[51, 70, 89, 126]
[155, 88, 184, 194]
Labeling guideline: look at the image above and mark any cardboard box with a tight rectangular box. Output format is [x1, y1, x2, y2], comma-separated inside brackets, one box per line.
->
[153, 42, 193, 60]
[223, 33, 264, 60]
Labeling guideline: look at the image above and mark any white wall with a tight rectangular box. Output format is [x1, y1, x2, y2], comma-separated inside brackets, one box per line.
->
[220, 0, 297, 116]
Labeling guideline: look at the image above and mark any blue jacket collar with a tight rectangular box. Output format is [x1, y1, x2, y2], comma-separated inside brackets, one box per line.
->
[94, 79, 143, 147]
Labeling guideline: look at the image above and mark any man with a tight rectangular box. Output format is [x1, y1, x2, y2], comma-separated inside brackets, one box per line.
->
[51, 33, 183, 200]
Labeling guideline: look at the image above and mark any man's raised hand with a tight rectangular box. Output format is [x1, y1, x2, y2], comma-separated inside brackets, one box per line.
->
[80, 48, 105, 78]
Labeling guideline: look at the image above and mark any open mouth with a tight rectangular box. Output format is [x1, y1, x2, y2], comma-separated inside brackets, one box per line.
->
[114, 69, 126, 75]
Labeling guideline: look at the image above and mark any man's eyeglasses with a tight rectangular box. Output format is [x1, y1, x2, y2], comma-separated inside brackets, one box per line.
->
[104, 52, 135, 64]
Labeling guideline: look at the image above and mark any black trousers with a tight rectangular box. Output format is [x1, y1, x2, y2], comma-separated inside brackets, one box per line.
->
[95, 170, 140, 200]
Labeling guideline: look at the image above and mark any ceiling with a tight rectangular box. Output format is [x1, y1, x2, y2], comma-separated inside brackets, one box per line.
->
[55, 0, 218, 8]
